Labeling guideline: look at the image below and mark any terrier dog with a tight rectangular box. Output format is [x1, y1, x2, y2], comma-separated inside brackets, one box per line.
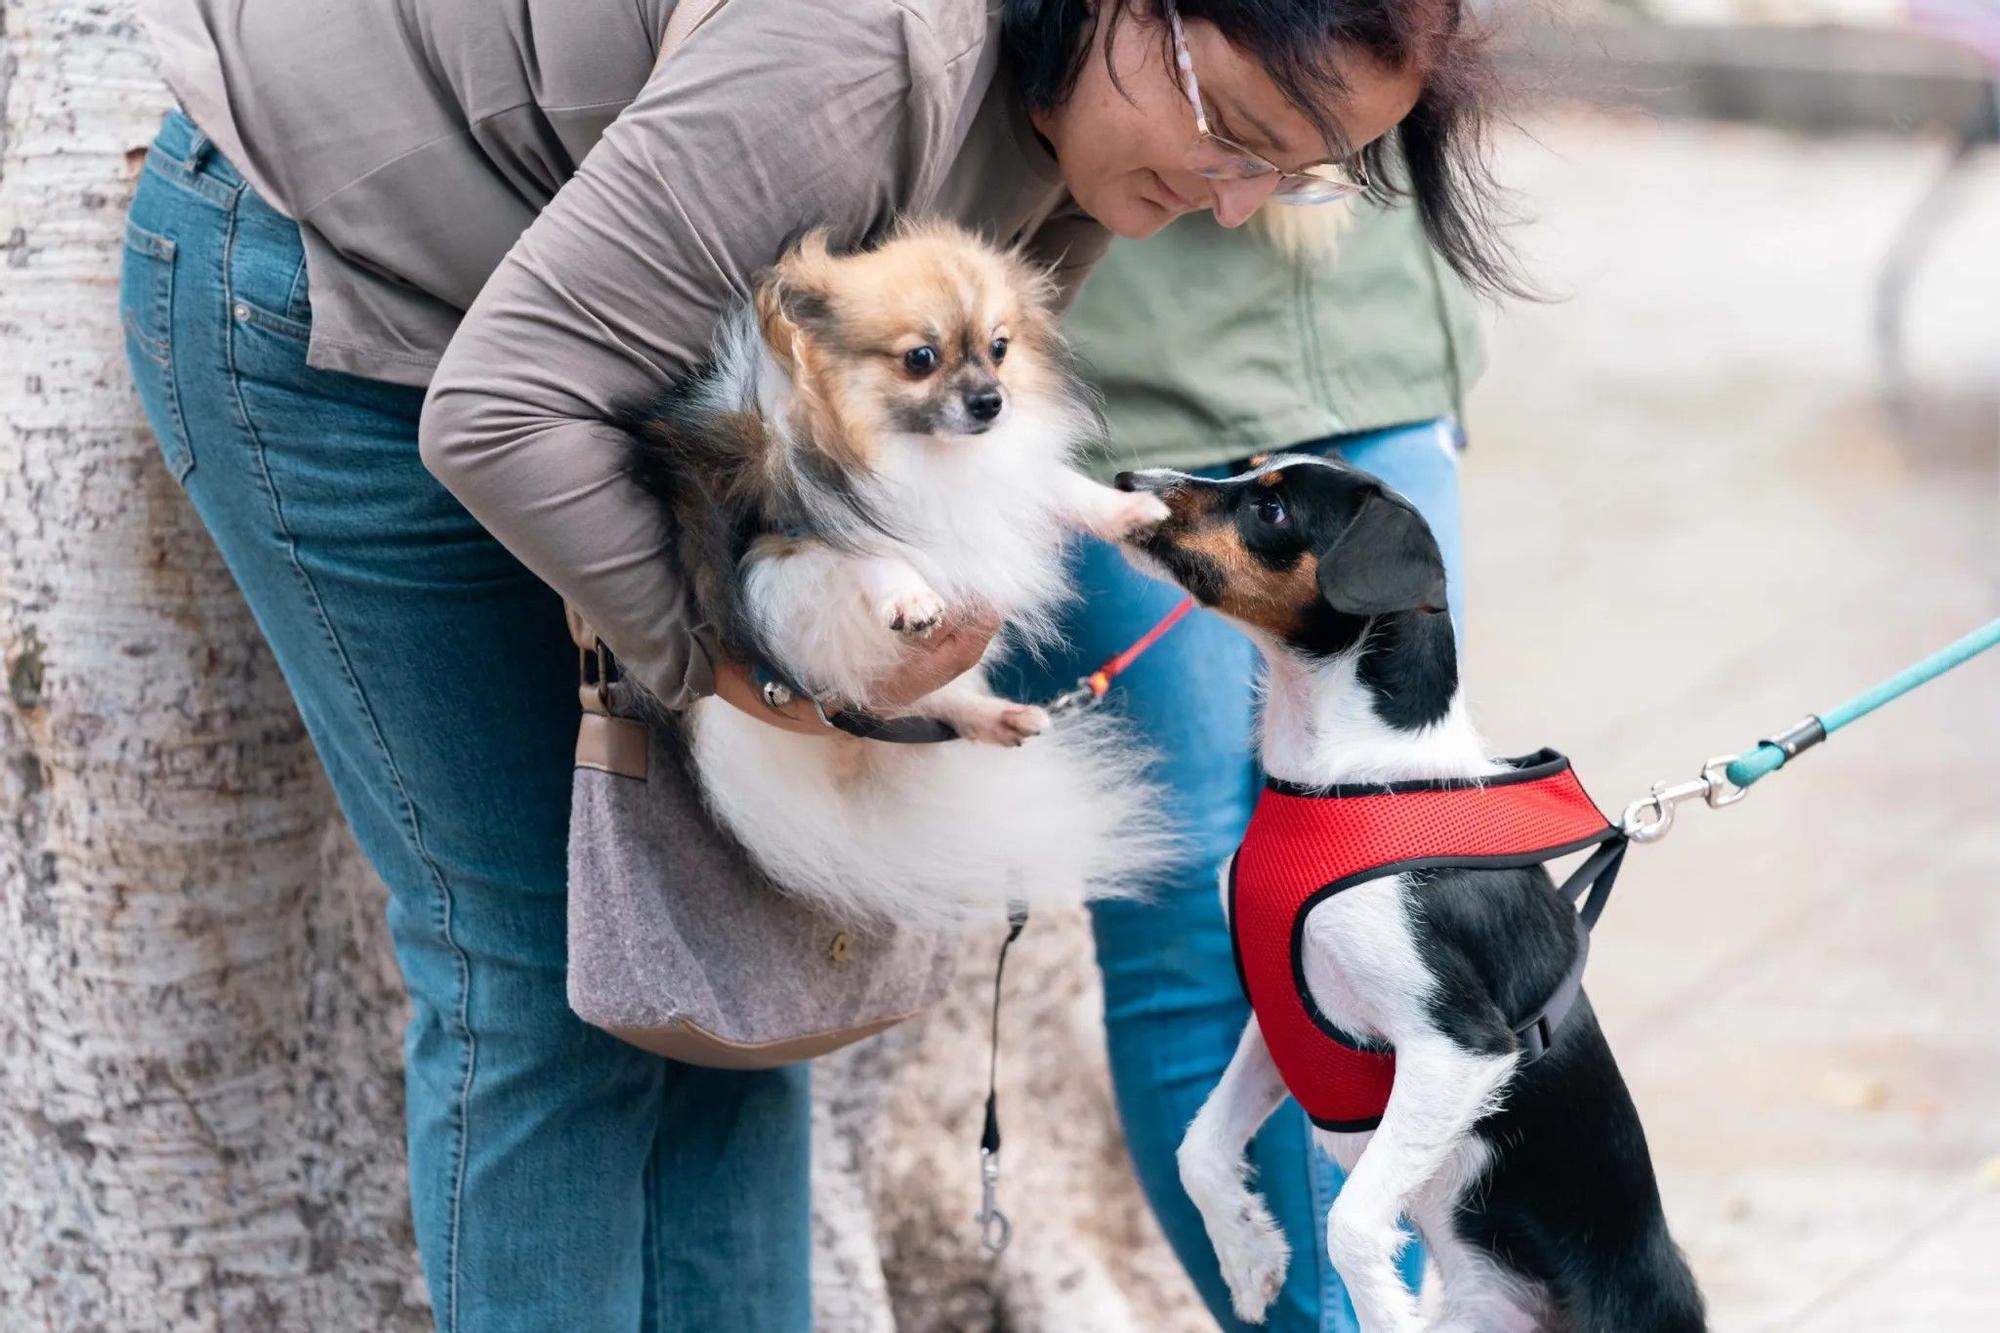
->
[1120, 457, 1704, 1332]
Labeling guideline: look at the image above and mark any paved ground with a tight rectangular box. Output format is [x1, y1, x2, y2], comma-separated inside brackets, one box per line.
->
[1462, 111, 1999, 1330]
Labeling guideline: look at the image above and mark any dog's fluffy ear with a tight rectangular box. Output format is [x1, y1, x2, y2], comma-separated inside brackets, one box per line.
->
[756, 228, 836, 364]
[1315, 489, 1448, 618]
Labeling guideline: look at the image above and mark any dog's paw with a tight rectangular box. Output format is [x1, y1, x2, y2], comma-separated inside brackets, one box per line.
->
[1216, 1201, 1291, 1324]
[1091, 491, 1172, 542]
[878, 587, 946, 638]
[953, 702, 1049, 747]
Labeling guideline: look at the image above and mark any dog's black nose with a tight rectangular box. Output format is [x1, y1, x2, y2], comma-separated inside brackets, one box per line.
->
[965, 389, 1003, 422]
[1115, 471, 1138, 492]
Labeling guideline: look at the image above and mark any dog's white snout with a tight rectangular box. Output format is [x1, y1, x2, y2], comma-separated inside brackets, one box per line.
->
[1116, 467, 1191, 496]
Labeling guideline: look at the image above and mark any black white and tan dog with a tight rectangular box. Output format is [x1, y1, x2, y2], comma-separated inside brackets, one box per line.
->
[617, 222, 1174, 930]
[1118, 458, 1705, 1332]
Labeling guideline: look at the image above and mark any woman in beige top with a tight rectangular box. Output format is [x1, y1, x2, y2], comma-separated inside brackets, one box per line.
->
[124, 1, 1512, 1327]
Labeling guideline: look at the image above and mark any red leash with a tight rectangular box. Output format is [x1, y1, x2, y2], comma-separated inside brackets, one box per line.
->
[1048, 595, 1199, 715]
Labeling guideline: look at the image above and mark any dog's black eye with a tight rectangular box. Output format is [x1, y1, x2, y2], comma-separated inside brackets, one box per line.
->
[990, 336, 1009, 364]
[903, 345, 939, 376]
[1252, 494, 1288, 527]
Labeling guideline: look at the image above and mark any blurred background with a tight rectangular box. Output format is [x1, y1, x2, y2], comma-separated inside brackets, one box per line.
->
[2, 1, 1994, 1329]
[1467, 0, 2000, 1325]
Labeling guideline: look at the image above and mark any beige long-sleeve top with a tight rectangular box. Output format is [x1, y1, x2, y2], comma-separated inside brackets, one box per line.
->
[143, 0, 1108, 704]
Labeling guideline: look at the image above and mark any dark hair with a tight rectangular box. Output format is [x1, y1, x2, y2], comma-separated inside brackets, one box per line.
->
[1001, 0, 1518, 296]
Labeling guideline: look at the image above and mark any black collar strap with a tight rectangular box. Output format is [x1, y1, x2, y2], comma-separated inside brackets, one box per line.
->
[751, 656, 960, 744]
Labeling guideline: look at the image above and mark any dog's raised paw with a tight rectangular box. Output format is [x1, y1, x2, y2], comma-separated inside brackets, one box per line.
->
[879, 589, 946, 638]
[953, 702, 1049, 746]
[1095, 491, 1172, 541]
[998, 704, 1049, 743]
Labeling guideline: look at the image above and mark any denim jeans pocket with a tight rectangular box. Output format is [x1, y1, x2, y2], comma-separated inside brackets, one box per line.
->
[121, 216, 195, 482]
[227, 187, 314, 348]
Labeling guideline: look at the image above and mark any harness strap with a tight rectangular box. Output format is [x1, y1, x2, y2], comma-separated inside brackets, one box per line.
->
[1512, 835, 1627, 1062]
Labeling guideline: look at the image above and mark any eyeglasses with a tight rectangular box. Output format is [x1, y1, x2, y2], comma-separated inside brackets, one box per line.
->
[1165, 5, 1369, 207]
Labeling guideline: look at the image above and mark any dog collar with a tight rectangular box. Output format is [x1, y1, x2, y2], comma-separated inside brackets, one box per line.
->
[1229, 749, 1628, 1131]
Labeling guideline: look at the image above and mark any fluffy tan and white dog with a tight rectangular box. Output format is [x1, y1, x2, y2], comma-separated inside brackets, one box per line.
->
[619, 222, 1177, 929]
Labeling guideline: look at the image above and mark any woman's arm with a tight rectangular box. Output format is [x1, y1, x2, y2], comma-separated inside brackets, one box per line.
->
[420, 2, 957, 708]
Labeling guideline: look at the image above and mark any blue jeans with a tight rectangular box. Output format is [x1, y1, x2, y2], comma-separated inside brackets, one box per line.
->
[992, 420, 1464, 1332]
[120, 110, 811, 1333]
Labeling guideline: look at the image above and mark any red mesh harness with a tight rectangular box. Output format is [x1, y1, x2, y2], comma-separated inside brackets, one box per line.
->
[1229, 749, 1628, 1132]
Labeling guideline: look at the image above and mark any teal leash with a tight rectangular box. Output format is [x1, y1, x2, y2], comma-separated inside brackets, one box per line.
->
[1618, 617, 2000, 843]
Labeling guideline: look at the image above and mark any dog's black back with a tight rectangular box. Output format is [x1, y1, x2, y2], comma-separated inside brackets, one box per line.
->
[1412, 866, 1707, 1331]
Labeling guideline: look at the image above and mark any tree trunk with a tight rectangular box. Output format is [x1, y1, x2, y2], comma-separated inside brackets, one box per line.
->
[0, 3, 425, 1327]
[0, 7, 1203, 1328]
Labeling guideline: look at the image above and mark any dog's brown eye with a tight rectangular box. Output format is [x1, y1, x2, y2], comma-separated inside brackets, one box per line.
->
[903, 345, 939, 376]
[990, 336, 1009, 364]
[1252, 494, 1288, 527]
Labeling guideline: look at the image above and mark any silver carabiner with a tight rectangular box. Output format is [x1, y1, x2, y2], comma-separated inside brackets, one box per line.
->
[1701, 754, 1749, 808]
[1042, 677, 1100, 719]
[975, 1147, 1012, 1256]
[1621, 788, 1676, 844]
[1621, 754, 1747, 843]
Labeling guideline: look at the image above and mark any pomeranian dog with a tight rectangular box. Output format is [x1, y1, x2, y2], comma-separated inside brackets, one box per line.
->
[617, 222, 1176, 929]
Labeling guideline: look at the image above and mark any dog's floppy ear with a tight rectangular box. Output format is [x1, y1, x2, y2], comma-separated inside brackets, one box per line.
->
[1315, 489, 1448, 617]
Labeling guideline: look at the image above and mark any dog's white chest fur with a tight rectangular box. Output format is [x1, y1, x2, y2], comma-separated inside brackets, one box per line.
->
[690, 384, 1173, 931]
[867, 416, 1077, 632]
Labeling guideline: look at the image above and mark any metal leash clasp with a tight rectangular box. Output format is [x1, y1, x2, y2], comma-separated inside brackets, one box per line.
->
[976, 1146, 1012, 1255]
[1620, 754, 1749, 843]
[1042, 673, 1103, 719]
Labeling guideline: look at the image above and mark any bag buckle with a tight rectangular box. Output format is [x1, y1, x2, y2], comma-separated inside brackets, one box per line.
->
[579, 639, 614, 713]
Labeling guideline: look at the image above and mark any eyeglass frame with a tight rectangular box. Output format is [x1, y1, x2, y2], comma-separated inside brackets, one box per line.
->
[1164, 4, 1371, 207]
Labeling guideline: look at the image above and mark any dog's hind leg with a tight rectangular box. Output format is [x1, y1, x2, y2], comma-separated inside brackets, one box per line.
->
[1318, 1034, 1517, 1333]
[1177, 1019, 1292, 1324]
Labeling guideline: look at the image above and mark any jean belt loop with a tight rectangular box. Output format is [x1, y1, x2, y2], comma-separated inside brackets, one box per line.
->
[186, 128, 214, 175]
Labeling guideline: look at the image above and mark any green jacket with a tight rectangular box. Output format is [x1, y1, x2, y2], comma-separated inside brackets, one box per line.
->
[1067, 201, 1484, 479]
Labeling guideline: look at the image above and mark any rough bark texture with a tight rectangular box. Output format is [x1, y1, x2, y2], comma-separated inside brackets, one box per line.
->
[0, 4, 426, 1327]
[1, 6, 1204, 1327]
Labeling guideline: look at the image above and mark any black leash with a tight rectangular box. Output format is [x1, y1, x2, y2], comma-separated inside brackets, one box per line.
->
[973, 902, 1029, 1256]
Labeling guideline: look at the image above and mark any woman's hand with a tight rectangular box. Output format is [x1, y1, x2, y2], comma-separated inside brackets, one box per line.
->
[712, 611, 1002, 735]
[872, 611, 1001, 708]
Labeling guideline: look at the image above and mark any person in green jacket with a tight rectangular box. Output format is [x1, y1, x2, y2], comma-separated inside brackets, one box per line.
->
[995, 198, 1481, 1332]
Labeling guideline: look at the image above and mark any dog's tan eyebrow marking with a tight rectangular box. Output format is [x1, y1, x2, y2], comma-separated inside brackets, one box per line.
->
[1256, 470, 1285, 489]
[1177, 519, 1322, 639]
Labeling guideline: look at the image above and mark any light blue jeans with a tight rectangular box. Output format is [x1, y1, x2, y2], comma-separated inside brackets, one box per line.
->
[120, 110, 812, 1333]
[992, 421, 1464, 1333]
